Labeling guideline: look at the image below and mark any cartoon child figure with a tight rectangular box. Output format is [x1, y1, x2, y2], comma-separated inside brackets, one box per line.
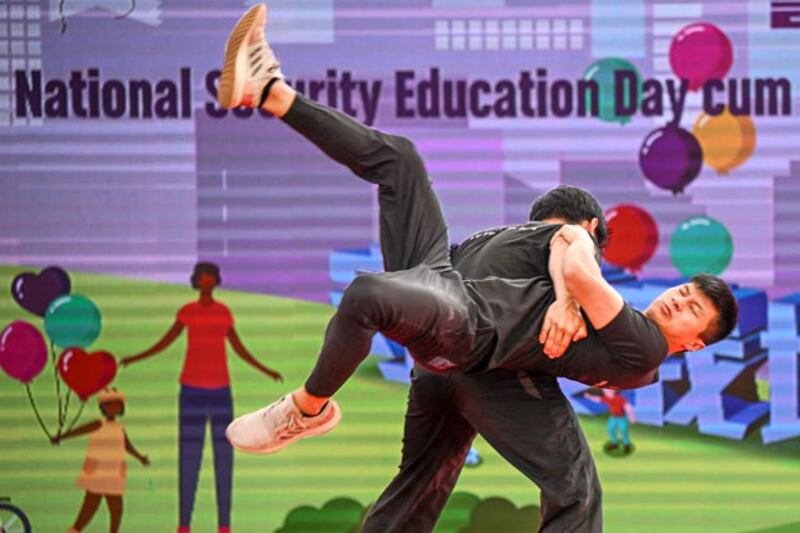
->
[51, 388, 149, 533]
[584, 389, 636, 455]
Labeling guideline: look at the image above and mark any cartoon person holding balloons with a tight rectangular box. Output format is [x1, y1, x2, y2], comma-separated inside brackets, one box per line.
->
[51, 387, 149, 533]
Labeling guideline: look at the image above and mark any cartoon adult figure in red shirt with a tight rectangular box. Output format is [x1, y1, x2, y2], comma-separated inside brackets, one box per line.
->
[585, 389, 635, 455]
[121, 262, 282, 533]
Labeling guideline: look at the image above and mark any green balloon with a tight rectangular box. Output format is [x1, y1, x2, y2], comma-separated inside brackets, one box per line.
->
[670, 216, 734, 277]
[583, 58, 641, 124]
[44, 294, 102, 348]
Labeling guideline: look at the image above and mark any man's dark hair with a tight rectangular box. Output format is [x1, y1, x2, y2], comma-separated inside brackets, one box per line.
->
[191, 262, 222, 289]
[691, 273, 738, 345]
[529, 185, 608, 247]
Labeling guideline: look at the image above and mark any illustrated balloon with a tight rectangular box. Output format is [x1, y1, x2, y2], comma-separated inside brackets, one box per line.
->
[693, 107, 756, 175]
[583, 58, 642, 124]
[670, 22, 733, 91]
[44, 294, 102, 348]
[0, 321, 48, 383]
[11, 266, 72, 317]
[639, 125, 703, 193]
[603, 205, 659, 272]
[670, 216, 733, 276]
[57, 348, 117, 401]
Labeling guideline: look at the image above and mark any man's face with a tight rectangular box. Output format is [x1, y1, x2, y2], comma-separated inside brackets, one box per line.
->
[644, 282, 718, 353]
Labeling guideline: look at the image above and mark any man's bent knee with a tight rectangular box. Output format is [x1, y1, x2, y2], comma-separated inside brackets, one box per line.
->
[339, 275, 386, 318]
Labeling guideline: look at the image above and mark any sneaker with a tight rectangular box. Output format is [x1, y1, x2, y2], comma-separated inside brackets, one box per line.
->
[624, 444, 632, 454]
[218, 3, 284, 109]
[226, 395, 341, 454]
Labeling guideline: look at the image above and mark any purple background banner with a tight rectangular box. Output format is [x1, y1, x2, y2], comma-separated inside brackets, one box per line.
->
[2, 0, 800, 302]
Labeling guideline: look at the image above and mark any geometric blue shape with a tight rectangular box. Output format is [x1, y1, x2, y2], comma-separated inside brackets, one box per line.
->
[329, 245, 383, 284]
[713, 333, 764, 360]
[602, 263, 639, 285]
[631, 357, 685, 427]
[730, 288, 768, 338]
[378, 358, 412, 385]
[246, 0, 334, 44]
[559, 378, 601, 415]
[761, 297, 800, 443]
[665, 347, 767, 439]
[591, 0, 646, 59]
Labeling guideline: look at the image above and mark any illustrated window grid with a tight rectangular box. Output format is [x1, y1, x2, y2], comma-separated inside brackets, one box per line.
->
[3, 0, 42, 127]
[435, 17, 585, 51]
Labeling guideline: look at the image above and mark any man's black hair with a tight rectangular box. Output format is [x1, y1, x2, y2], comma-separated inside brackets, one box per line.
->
[529, 185, 608, 247]
[691, 273, 738, 345]
[191, 262, 222, 289]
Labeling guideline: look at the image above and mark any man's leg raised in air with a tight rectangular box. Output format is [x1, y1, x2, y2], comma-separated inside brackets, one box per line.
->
[221, 4, 476, 455]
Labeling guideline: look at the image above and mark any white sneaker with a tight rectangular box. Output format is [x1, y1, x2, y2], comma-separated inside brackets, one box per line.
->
[217, 3, 284, 109]
[226, 395, 342, 454]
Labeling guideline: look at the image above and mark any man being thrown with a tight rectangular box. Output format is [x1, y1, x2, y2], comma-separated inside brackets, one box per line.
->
[219, 4, 739, 455]
[363, 186, 608, 532]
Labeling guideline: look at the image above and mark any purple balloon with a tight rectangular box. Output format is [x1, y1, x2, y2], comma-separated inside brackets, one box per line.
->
[639, 125, 703, 194]
[0, 321, 48, 383]
[11, 266, 72, 317]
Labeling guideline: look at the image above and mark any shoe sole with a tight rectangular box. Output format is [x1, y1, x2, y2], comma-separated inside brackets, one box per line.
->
[228, 399, 343, 455]
[218, 3, 266, 109]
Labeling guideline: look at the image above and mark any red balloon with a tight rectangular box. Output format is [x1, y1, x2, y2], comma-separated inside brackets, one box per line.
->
[57, 348, 117, 401]
[603, 205, 659, 272]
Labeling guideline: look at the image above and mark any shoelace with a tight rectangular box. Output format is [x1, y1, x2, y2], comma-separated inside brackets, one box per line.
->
[261, 400, 313, 441]
[276, 412, 309, 440]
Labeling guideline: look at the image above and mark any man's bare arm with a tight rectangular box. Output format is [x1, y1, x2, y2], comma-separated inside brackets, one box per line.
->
[559, 225, 624, 330]
[539, 231, 588, 358]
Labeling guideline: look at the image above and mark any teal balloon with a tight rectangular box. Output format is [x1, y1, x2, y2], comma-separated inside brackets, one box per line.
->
[44, 294, 102, 348]
[583, 58, 641, 124]
[670, 216, 733, 276]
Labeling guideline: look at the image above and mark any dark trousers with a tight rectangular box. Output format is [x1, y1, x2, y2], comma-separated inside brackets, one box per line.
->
[362, 369, 603, 533]
[179, 385, 233, 528]
[282, 95, 602, 531]
[282, 95, 477, 398]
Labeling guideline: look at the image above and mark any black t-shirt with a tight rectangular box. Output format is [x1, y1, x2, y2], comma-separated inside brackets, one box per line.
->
[453, 222, 668, 389]
[452, 221, 559, 280]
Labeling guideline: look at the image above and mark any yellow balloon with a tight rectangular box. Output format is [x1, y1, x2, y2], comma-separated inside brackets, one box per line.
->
[692, 107, 757, 175]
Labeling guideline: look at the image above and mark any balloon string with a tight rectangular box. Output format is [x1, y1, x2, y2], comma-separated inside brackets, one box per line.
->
[63, 390, 72, 430]
[671, 96, 684, 128]
[25, 383, 53, 440]
[65, 402, 86, 434]
[50, 341, 64, 431]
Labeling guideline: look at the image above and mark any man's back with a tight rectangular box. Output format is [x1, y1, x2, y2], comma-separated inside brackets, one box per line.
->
[452, 221, 557, 280]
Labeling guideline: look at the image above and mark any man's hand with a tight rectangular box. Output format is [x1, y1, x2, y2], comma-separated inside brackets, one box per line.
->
[120, 356, 137, 368]
[267, 369, 284, 383]
[539, 298, 588, 359]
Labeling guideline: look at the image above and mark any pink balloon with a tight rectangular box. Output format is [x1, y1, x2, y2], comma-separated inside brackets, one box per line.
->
[669, 22, 733, 91]
[0, 321, 48, 383]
